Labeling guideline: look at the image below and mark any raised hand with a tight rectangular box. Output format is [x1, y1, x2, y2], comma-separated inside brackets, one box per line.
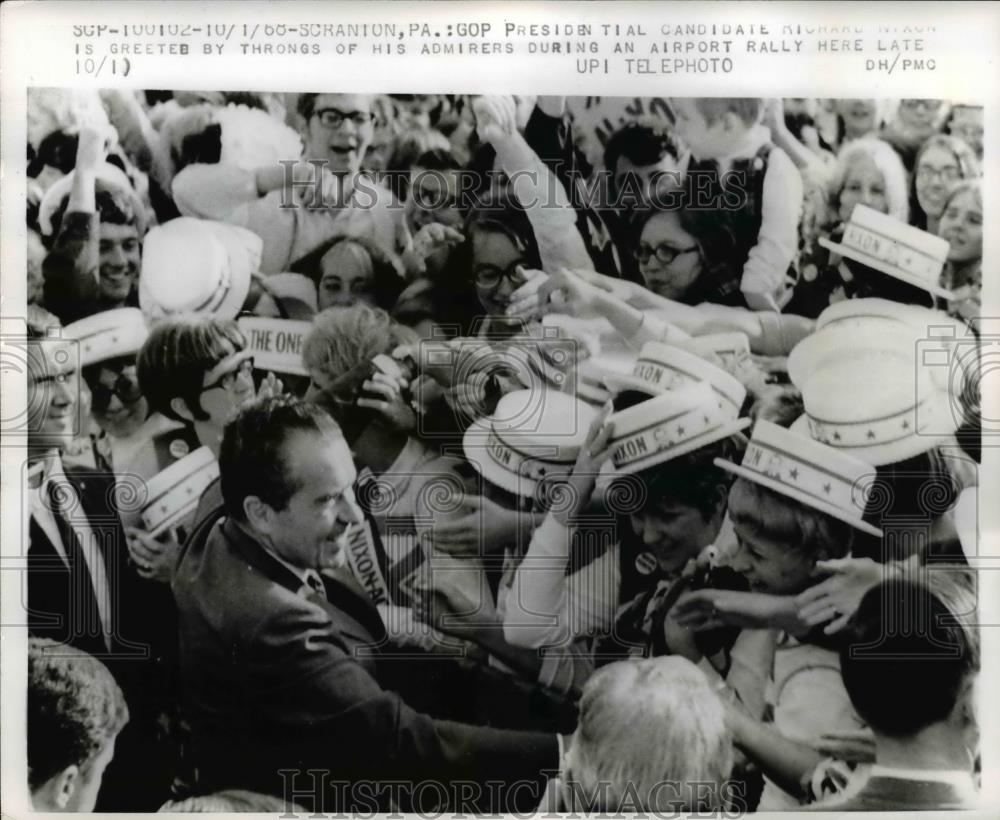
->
[430, 494, 523, 555]
[357, 370, 416, 432]
[403, 223, 465, 276]
[796, 557, 890, 635]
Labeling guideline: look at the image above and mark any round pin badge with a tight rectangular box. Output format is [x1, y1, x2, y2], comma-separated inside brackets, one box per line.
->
[635, 551, 658, 575]
[169, 438, 191, 460]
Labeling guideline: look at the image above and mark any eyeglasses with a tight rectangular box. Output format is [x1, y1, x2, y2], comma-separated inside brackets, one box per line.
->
[200, 357, 255, 395]
[916, 164, 961, 184]
[901, 99, 943, 111]
[89, 372, 143, 410]
[314, 107, 373, 130]
[473, 262, 528, 291]
[634, 242, 699, 266]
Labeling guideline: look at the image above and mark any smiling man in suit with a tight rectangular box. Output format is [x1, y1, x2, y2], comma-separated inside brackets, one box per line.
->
[171, 396, 558, 812]
[23, 306, 174, 810]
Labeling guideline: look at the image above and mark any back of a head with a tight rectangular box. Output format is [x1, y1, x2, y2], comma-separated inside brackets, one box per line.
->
[28, 638, 129, 797]
[841, 573, 979, 738]
[567, 656, 733, 812]
[302, 303, 406, 386]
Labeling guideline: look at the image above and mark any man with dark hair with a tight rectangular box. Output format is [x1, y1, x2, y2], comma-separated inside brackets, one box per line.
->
[28, 638, 129, 812]
[400, 147, 466, 277]
[173, 92, 403, 274]
[813, 574, 980, 810]
[42, 127, 144, 323]
[603, 118, 684, 206]
[137, 315, 254, 458]
[129, 315, 261, 570]
[172, 396, 558, 811]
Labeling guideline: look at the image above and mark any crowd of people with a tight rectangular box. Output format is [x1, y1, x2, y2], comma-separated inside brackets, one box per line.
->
[23, 89, 984, 813]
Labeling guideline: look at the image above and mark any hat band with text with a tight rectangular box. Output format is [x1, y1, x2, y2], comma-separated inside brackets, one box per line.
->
[611, 405, 722, 469]
[740, 439, 863, 516]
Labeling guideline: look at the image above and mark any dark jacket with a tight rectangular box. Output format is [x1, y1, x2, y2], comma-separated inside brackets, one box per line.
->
[171, 515, 558, 812]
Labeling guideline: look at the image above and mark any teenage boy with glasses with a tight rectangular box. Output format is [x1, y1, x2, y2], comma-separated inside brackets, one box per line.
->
[171, 92, 404, 274]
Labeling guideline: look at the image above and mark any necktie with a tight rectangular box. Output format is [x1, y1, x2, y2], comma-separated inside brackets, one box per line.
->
[303, 569, 326, 599]
[47, 480, 112, 652]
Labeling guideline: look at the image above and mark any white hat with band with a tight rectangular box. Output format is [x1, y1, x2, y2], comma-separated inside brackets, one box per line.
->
[818, 203, 953, 299]
[603, 381, 751, 477]
[603, 341, 746, 417]
[139, 445, 219, 537]
[139, 217, 262, 320]
[788, 318, 960, 465]
[64, 307, 148, 368]
[715, 419, 882, 537]
[463, 390, 597, 497]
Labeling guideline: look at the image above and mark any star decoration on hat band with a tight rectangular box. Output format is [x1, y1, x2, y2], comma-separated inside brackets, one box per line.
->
[742, 441, 859, 513]
[806, 398, 929, 450]
[485, 431, 570, 483]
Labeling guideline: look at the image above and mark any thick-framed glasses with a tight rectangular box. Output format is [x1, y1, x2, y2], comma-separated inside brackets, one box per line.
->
[634, 242, 699, 266]
[473, 262, 528, 291]
[314, 107, 373, 130]
[90, 372, 143, 410]
[916, 165, 961, 184]
[901, 99, 943, 112]
[200, 357, 255, 395]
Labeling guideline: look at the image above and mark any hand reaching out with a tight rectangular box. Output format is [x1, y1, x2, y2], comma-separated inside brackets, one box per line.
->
[430, 495, 525, 555]
[125, 527, 181, 583]
[255, 371, 285, 401]
[472, 95, 518, 144]
[796, 557, 890, 635]
[357, 371, 416, 432]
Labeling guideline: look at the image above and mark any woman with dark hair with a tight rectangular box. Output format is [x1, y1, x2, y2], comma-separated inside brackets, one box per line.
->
[290, 232, 406, 312]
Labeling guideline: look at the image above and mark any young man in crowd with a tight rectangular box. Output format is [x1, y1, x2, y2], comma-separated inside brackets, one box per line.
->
[28, 638, 129, 812]
[126, 315, 271, 579]
[816, 574, 980, 810]
[42, 127, 145, 323]
[171, 92, 404, 273]
[171, 396, 559, 812]
[669, 97, 803, 311]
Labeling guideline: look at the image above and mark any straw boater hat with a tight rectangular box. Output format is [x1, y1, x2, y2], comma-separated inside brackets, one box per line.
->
[463, 390, 597, 497]
[139, 217, 262, 320]
[818, 203, 953, 299]
[603, 341, 747, 417]
[139, 446, 220, 537]
[715, 419, 883, 537]
[63, 308, 149, 368]
[37, 162, 148, 238]
[603, 381, 751, 476]
[788, 318, 958, 466]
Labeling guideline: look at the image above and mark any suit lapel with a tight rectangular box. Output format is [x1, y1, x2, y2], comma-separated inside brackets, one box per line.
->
[222, 519, 387, 645]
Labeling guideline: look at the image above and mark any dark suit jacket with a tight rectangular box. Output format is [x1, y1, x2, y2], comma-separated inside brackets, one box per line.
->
[27, 464, 180, 810]
[171, 516, 558, 811]
[27, 465, 170, 667]
[810, 775, 977, 811]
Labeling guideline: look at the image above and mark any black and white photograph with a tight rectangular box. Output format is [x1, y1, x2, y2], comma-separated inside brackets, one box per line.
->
[2, 2, 997, 817]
